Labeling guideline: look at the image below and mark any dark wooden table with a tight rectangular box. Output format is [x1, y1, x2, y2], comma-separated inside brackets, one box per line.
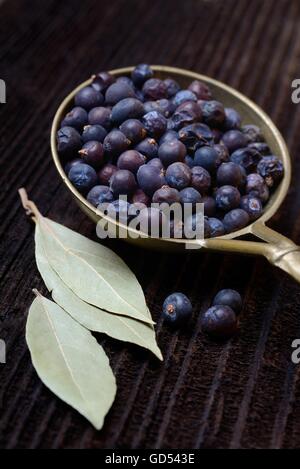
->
[1, 0, 300, 450]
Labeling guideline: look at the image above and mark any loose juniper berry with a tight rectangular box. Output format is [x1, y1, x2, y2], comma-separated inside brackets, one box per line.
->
[91, 71, 115, 93]
[217, 162, 246, 188]
[144, 99, 174, 118]
[194, 146, 220, 172]
[246, 173, 269, 203]
[147, 158, 164, 170]
[202, 100, 226, 127]
[64, 158, 82, 174]
[131, 188, 151, 206]
[172, 90, 198, 108]
[201, 305, 238, 340]
[162, 293, 193, 327]
[179, 123, 214, 152]
[213, 289, 242, 314]
[241, 124, 264, 144]
[179, 187, 202, 207]
[184, 213, 211, 239]
[230, 147, 262, 172]
[224, 108, 242, 131]
[103, 130, 131, 157]
[164, 78, 181, 98]
[159, 130, 179, 145]
[202, 196, 216, 217]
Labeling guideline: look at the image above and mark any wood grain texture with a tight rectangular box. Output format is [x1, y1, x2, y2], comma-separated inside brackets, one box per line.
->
[1, 0, 300, 449]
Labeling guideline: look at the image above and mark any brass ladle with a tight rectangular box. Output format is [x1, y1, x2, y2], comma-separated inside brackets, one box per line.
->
[51, 66, 300, 284]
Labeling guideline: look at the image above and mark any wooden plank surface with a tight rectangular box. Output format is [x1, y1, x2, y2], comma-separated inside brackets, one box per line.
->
[1, 0, 300, 449]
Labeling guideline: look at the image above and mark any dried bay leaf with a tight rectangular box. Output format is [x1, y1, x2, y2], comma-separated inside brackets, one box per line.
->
[35, 230, 163, 360]
[19, 189, 153, 325]
[26, 291, 117, 430]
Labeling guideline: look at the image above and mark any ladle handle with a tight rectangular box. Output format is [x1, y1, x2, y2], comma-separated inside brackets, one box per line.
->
[251, 223, 300, 284]
[202, 222, 300, 284]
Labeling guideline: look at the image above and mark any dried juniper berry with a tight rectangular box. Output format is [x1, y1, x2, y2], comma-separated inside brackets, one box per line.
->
[142, 78, 168, 100]
[248, 142, 270, 155]
[223, 108, 242, 131]
[202, 196, 216, 217]
[215, 185, 241, 212]
[61, 107, 88, 130]
[87, 185, 114, 207]
[168, 109, 198, 131]
[217, 162, 246, 188]
[201, 305, 238, 340]
[240, 195, 263, 221]
[202, 100, 226, 127]
[257, 156, 284, 187]
[135, 138, 159, 159]
[152, 186, 181, 205]
[88, 107, 111, 129]
[147, 158, 164, 170]
[111, 98, 144, 124]
[179, 187, 202, 207]
[245, 173, 270, 203]
[184, 213, 211, 239]
[221, 130, 248, 154]
[212, 128, 223, 143]
[110, 169, 137, 196]
[82, 124, 107, 143]
[172, 90, 198, 108]
[131, 188, 151, 206]
[179, 123, 214, 152]
[75, 86, 104, 110]
[144, 99, 174, 117]
[241, 124, 264, 144]
[64, 158, 82, 175]
[68, 163, 98, 194]
[176, 100, 202, 119]
[137, 164, 166, 196]
[194, 146, 220, 172]
[213, 289, 242, 314]
[57, 126, 82, 157]
[120, 119, 147, 144]
[117, 150, 146, 174]
[165, 162, 191, 190]
[190, 166, 211, 193]
[185, 155, 194, 168]
[188, 80, 212, 100]
[103, 130, 131, 157]
[98, 163, 117, 185]
[164, 78, 181, 98]
[78, 141, 104, 169]
[131, 64, 154, 87]
[105, 81, 135, 105]
[214, 144, 230, 165]
[142, 111, 167, 139]
[91, 71, 115, 93]
[162, 293, 192, 327]
[158, 140, 187, 167]
[223, 208, 250, 233]
[207, 218, 225, 238]
[230, 147, 262, 173]
[159, 130, 179, 145]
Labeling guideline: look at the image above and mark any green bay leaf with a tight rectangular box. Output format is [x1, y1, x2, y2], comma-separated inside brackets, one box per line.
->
[26, 292, 117, 430]
[38, 217, 153, 325]
[35, 231, 162, 360]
